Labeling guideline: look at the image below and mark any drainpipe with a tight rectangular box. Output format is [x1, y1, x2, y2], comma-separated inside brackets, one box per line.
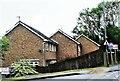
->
[42, 39, 48, 66]
[42, 42, 45, 66]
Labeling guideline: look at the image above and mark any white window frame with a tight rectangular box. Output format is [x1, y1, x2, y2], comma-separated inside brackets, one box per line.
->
[50, 44, 52, 51]
[45, 43, 49, 51]
[19, 59, 39, 66]
[78, 45, 81, 56]
[51, 45, 56, 52]
[53, 45, 56, 52]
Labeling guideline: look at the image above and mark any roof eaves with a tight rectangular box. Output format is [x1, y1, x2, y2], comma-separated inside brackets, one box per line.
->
[50, 39, 59, 45]
[5, 21, 46, 40]
[18, 21, 46, 40]
[58, 29, 80, 45]
[6, 21, 58, 45]
[76, 34, 100, 47]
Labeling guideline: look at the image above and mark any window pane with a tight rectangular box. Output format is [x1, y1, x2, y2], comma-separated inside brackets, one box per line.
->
[54, 46, 56, 51]
[50, 44, 52, 51]
[45, 43, 49, 51]
[52, 45, 54, 51]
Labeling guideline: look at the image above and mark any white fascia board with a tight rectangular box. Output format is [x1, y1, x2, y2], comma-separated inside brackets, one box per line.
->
[51, 39, 58, 44]
[76, 34, 100, 47]
[58, 29, 80, 44]
[6, 22, 46, 41]
[18, 23, 45, 40]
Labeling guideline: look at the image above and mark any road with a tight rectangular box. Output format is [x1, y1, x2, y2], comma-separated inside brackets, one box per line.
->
[50, 64, 120, 79]
[28, 64, 120, 81]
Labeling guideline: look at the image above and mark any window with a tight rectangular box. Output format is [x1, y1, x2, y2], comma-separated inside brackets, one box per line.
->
[50, 60, 56, 64]
[19, 59, 39, 66]
[50, 44, 52, 51]
[51, 45, 56, 52]
[45, 43, 49, 51]
[78, 45, 81, 56]
[46, 60, 56, 66]
[32, 61, 39, 66]
[53, 45, 56, 51]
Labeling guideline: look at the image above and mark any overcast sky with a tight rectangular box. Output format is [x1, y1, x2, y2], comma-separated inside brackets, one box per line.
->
[0, 0, 112, 37]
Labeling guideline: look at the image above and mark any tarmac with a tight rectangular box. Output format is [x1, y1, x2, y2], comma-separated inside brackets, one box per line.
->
[22, 67, 110, 80]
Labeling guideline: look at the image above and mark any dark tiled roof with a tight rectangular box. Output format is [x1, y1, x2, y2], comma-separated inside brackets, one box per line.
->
[6, 21, 58, 45]
[51, 29, 80, 45]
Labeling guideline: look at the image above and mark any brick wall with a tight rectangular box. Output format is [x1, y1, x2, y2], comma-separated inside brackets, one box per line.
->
[45, 51, 56, 60]
[51, 32, 79, 61]
[3, 25, 44, 67]
[77, 36, 99, 55]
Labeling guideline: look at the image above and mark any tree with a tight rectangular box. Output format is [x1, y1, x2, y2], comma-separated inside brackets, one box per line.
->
[0, 36, 10, 60]
[107, 26, 120, 44]
[72, 1, 119, 44]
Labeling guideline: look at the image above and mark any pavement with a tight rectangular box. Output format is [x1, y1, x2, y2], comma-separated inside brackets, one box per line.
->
[21, 67, 111, 80]
[22, 70, 88, 80]
[87, 67, 110, 74]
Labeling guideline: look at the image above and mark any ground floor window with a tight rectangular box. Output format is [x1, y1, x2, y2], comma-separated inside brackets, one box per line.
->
[46, 60, 56, 66]
[19, 59, 39, 66]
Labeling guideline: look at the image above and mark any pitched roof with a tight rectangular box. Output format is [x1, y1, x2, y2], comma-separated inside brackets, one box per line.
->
[76, 34, 100, 47]
[50, 29, 80, 45]
[5, 21, 58, 45]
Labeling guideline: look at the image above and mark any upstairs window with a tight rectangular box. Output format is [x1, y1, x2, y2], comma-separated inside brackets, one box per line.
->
[44, 43, 56, 52]
[78, 45, 81, 56]
[50, 44, 52, 51]
[51, 45, 56, 52]
[45, 43, 49, 51]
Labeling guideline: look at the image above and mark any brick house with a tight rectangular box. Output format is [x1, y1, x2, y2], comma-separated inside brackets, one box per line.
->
[3, 21, 100, 67]
[3, 21, 58, 67]
[50, 29, 82, 61]
[76, 34, 100, 55]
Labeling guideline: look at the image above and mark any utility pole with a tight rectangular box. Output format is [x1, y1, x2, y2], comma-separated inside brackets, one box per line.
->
[103, 0, 109, 67]
[118, 2, 120, 27]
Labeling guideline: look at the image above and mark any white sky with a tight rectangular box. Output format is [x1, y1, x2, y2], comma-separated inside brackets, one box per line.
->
[0, 0, 112, 37]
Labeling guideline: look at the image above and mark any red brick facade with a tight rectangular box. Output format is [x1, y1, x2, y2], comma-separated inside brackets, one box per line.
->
[51, 30, 81, 61]
[76, 34, 100, 55]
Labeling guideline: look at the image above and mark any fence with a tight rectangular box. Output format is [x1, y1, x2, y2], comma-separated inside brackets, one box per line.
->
[36, 47, 120, 73]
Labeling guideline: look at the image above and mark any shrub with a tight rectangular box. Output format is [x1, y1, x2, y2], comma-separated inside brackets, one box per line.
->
[10, 61, 38, 77]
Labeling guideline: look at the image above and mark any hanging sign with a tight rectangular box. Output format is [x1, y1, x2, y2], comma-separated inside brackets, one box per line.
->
[113, 44, 118, 49]
[108, 43, 113, 49]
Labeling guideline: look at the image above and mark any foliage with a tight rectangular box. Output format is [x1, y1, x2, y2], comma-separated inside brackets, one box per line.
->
[72, 1, 119, 44]
[0, 36, 10, 60]
[107, 26, 120, 44]
[10, 62, 38, 77]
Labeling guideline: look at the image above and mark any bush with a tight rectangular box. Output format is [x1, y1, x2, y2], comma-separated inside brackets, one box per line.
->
[9, 62, 38, 77]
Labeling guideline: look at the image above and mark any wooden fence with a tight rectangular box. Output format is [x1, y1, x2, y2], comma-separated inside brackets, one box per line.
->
[36, 47, 120, 73]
